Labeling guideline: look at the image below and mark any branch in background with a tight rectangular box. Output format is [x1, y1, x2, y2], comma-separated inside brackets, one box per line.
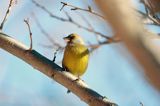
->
[32, 11, 120, 51]
[32, 11, 116, 52]
[96, 0, 160, 91]
[75, 11, 102, 43]
[136, 9, 160, 26]
[60, 2, 105, 20]
[140, 0, 160, 15]
[32, 0, 121, 50]
[0, 32, 118, 106]
[63, 11, 113, 41]
[31, 13, 64, 49]
[76, 11, 94, 31]
[37, 37, 121, 53]
[88, 37, 121, 51]
[24, 19, 33, 50]
[140, 0, 160, 26]
[31, 0, 112, 40]
[0, 0, 14, 30]
[52, 48, 60, 62]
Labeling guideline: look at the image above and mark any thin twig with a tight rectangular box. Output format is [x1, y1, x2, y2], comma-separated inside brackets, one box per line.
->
[76, 11, 103, 43]
[88, 37, 121, 52]
[140, 0, 160, 26]
[60, 2, 105, 19]
[75, 12, 103, 43]
[65, 11, 112, 40]
[52, 48, 60, 62]
[76, 11, 94, 31]
[24, 19, 33, 50]
[31, 13, 64, 49]
[31, 0, 111, 40]
[0, 0, 14, 30]
[32, 0, 67, 21]
[32, 0, 120, 51]
[76, 12, 104, 43]
[136, 9, 160, 25]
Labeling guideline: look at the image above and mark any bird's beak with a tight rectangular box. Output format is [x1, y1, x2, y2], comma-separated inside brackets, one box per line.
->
[63, 36, 70, 42]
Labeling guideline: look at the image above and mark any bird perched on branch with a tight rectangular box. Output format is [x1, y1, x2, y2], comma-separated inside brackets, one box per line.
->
[62, 33, 89, 79]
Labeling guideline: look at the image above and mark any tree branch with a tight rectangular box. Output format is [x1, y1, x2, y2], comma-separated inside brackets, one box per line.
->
[96, 0, 160, 91]
[31, 0, 121, 51]
[24, 19, 33, 50]
[31, 0, 111, 40]
[139, 0, 160, 26]
[0, 32, 117, 106]
[31, 13, 64, 49]
[60, 2, 105, 20]
[0, 0, 14, 30]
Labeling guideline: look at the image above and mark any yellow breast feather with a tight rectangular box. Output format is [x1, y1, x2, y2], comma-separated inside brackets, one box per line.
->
[63, 43, 89, 76]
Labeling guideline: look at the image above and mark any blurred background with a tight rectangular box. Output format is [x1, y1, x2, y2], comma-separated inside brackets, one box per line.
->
[0, 0, 160, 106]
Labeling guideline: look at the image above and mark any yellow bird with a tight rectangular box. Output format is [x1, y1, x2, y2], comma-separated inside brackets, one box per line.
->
[62, 33, 89, 78]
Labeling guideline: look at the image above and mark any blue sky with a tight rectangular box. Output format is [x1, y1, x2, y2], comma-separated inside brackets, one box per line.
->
[0, 0, 160, 106]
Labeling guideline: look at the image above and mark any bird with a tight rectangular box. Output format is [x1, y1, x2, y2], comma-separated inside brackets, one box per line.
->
[62, 33, 89, 80]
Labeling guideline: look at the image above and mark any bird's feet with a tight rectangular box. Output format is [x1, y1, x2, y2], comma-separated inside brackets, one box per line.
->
[72, 75, 85, 84]
[72, 76, 85, 82]
[72, 78, 80, 82]
[67, 76, 84, 94]
[67, 78, 80, 94]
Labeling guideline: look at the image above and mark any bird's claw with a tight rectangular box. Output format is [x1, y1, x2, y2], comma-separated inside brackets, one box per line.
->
[72, 78, 80, 82]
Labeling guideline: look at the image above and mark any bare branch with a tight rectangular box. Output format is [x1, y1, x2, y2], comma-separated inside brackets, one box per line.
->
[31, 13, 64, 49]
[32, 0, 67, 21]
[0, 0, 14, 30]
[32, 0, 121, 52]
[24, 19, 33, 50]
[140, 0, 160, 26]
[52, 48, 60, 62]
[60, 2, 105, 20]
[31, 0, 111, 40]
[136, 9, 160, 25]
[33, 10, 120, 52]
[75, 12, 103, 43]
[76, 12, 103, 43]
[0, 32, 117, 106]
[88, 37, 121, 52]
[76, 11, 94, 31]
[96, 0, 160, 91]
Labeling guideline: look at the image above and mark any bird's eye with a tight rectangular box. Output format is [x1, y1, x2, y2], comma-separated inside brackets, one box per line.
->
[70, 35, 75, 39]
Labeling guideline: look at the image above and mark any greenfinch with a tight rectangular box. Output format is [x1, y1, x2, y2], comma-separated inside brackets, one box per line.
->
[62, 33, 89, 78]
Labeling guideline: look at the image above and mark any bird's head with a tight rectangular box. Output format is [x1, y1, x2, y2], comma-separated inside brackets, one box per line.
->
[63, 33, 85, 44]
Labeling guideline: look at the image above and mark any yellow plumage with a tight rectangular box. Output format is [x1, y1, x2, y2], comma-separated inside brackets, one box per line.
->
[62, 33, 89, 77]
